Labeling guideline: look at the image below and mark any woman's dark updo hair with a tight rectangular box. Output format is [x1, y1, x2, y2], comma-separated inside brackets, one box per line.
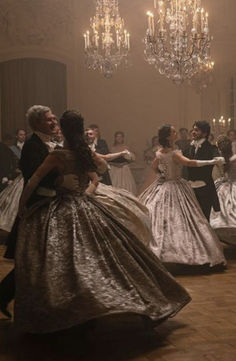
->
[158, 125, 172, 148]
[217, 135, 232, 173]
[60, 110, 96, 173]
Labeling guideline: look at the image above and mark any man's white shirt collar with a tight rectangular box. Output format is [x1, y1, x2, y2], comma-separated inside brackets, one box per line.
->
[189, 138, 207, 187]
[34, 131, 56, 152]
[191, 138, 205, 154]
[89, 143, 96, 152]
[16, 141, 24, 150]
[88, 138, 97, 152]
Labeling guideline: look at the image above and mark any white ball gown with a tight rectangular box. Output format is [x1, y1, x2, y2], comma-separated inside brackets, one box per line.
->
[14, 149, 190, 333]
[139, 150, 226, 266]
[109, 146, 137, 195]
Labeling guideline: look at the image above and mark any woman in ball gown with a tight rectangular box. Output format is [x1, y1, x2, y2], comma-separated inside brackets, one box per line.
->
[210, 135, 236, 245]
[139, 125, 226, 267]
[14, 111, 190, 334]
[0, 174, 23, 232]
[109, 131, 137, 195]
[0, 150, 152, 247]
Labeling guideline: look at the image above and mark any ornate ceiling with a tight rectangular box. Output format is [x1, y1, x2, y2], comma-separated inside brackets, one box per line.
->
[0, 0, 74, 48]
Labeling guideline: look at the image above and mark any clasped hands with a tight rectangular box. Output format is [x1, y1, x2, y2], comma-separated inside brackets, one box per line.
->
[213, 157, 225, 166]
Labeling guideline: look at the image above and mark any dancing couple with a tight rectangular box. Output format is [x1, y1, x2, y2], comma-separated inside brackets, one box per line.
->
[140, 122, 226, 267]
[0, 105, 190, 333]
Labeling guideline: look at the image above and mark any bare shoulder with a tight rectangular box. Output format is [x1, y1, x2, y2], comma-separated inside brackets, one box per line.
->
[43, 152, 65, 168]
[173, 149, 183, 156]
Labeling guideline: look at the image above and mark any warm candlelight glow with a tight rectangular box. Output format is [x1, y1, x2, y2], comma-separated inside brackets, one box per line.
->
[212, 116, 232, 136]
[144, 0, 212, 84]
[83, 0, 130, 78]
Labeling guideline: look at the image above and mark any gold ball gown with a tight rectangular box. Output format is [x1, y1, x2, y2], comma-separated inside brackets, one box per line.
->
[0, 176, 151, 246]
[15, 150, 191, 334]
[139, 150, 226, 266]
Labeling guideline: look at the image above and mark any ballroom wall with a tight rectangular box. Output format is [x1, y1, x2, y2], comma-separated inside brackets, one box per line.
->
[0, 0, 235, 161]
[0, 58, 67, 135]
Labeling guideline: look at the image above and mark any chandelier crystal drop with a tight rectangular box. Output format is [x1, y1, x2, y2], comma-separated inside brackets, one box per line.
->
[190, 60, 215, 93]
[84, 0, 130, 78]
[144, 0, 212, 84]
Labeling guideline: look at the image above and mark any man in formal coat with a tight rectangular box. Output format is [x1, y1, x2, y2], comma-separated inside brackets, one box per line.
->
[88, 124, 110, 155]
[86, 126, 112, 185]
[184, 120, 220, 221]
[0, 105, 78, 318]
[10, 129, 26, 160]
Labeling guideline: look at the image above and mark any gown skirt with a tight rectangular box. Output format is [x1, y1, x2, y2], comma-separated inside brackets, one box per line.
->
[0, 176, 151, 247]
[95, 183, 152, 246]
[139, 178, 226, 266]
[0, 175, 24, 232]
[109, 164, 137, 195]
[210, 178, 236, 245]
[15, 191, 191, 334]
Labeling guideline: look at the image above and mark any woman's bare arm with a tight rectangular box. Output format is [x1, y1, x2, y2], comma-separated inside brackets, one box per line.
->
[96, 150, 129, 161]
[173, 151, 221, 167]
[173, 151, 198, 167]
[92, 153, 108, 174]
[85, 172, 99, 195]
[152, 157, 160, 172]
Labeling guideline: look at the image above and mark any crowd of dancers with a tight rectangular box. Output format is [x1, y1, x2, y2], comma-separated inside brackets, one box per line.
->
[0, 104, 235, 336]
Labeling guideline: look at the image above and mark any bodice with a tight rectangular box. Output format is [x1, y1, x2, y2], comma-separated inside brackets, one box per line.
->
[215, 160, 236, 182]
[156, 150, 183, 181]
[52, 150, 90, 192]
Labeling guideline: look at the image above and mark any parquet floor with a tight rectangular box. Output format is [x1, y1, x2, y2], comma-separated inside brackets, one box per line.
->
[0, 243, 236, 361]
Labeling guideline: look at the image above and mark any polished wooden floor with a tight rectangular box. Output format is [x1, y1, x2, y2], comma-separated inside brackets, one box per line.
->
[0, 243, 236, 361]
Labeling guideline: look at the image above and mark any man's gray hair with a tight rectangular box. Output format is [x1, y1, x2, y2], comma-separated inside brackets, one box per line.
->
[26, 105, 51, 130]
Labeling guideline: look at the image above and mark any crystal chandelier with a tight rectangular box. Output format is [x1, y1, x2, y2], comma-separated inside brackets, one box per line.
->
[144, 0, 212, 84]
[190, 59, 214, 93]
[84, 0, 130, 78]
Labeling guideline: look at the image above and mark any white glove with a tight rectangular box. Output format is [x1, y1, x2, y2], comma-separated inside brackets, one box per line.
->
[61, 174, 79, 191]
[2, 177, 8, 184]
[123, 150, 135, 161]
[213, 157, 225, 166]
[196, 158, 224, 167]
[121, 150, 130, 156]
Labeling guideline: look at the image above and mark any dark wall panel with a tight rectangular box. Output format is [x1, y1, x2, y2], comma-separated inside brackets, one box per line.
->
[0, 58, 67, 135]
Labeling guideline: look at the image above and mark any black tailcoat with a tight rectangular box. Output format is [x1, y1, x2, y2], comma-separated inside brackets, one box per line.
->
[5, 133, 59, 258]
[95, 138, 112, 185]
[184, 140, 220, 219]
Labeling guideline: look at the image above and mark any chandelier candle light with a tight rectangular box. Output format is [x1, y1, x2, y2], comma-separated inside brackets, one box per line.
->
[212, 116, 231, 136]
[84, 0, 130, 78]
[144, 0, 212, 84]
[190, 59, 215, 92]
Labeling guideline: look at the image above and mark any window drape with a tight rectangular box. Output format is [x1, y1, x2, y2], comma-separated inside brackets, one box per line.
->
[0, 58, 67, 136]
